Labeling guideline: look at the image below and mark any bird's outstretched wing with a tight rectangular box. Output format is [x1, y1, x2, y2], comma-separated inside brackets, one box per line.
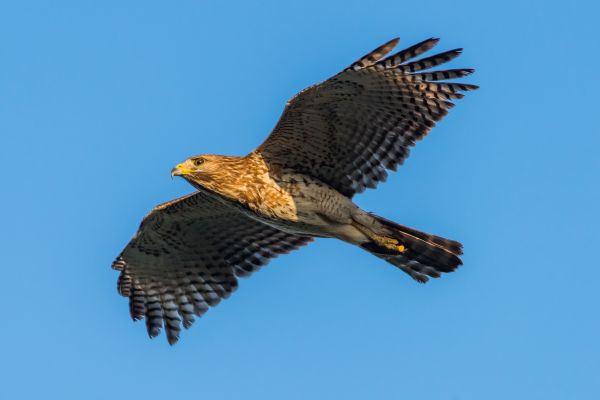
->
[257, 37, 478, 197]
[112, 192, 312, 344]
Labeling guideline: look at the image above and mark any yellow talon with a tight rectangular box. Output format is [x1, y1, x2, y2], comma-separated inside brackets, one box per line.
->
[397, 244, 406, 253]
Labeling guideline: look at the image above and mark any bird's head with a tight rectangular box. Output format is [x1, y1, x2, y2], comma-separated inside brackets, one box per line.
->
[170, 154, 249, 193]
[170, 155, 224, 179]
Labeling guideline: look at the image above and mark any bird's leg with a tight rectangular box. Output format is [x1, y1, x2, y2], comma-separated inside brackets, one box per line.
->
[351, 222, 406, 253]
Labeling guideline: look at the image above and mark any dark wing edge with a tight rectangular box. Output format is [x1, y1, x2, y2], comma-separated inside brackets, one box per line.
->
[112, 192, 312, 345]
[257, 37, 478, 197]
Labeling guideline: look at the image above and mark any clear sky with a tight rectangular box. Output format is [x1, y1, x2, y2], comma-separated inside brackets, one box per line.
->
[1, 1, 598, 399]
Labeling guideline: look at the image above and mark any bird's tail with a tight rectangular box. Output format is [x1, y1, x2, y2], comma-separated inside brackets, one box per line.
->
[353, 212, 463, 282]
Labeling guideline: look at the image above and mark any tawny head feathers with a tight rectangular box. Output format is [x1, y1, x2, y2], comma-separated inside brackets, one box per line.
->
[171, 154, 229, 177]
[171, 154, 254, 194]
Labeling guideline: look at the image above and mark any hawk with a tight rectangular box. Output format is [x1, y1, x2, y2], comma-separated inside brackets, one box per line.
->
[113, 37, 478, 344]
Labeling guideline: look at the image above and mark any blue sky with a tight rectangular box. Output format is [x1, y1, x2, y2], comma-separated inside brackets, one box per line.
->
[1, 1, 598, 399]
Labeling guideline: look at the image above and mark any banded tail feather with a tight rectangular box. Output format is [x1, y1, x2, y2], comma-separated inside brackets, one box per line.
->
[360, 213, 463, 283]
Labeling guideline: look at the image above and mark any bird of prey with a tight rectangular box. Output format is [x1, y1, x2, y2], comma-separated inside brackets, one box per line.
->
[113, 36, 477, 344]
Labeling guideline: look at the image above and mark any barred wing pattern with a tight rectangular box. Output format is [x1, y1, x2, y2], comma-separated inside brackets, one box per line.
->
[258, 38, 478, 197]
[112, 192, 312, 344]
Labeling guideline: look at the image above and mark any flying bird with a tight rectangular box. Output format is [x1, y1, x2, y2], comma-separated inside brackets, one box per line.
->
[113, 37, 478, 344]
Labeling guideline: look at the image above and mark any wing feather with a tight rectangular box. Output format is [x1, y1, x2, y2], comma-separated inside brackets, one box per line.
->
[347, 37, 399, 71]
[113, 191, 312, 344]
[257, 37, 478, 197]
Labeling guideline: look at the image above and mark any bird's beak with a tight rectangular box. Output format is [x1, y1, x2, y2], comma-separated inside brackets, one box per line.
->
[171, 164, 187, 177]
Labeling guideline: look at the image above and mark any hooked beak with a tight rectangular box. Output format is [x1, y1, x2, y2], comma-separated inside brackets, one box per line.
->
[171, 163, 193, 178]
[171, 164, 183, 177]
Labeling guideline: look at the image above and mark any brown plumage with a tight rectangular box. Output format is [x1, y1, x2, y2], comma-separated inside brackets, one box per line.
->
[113, 36, 477, 344]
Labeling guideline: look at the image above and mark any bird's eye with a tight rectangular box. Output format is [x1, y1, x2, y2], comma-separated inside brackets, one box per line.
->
[193, 159, 204, 167]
